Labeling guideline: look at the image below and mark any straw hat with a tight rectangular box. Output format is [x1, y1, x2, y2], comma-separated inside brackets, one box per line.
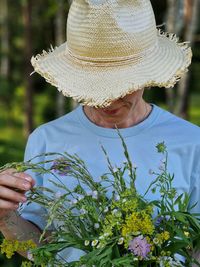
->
[31, 0, 192, 107]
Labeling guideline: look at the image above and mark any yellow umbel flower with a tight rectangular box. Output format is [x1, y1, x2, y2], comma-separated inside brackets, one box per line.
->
[0, 239, 36, 259]
[122, 210, 155, 240]
[154, 231, 170, 245]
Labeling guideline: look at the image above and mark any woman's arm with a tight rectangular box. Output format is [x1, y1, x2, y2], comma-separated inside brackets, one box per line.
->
[0, 211, 42, 258]
[0, 169, 41, 258]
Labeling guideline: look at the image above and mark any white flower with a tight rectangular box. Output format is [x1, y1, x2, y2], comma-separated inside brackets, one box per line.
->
[86, 191, 92, 196]
[80, 208, 87, 215]
[113, 167, 118, 173]
[27, 251, 34, 261]
[161, 158, 166, 163]
[153, 237, 159, 245]
[84, 240, 90, 246]
[104, 207, 109, 213]
[54, 191, 63, 199]
[117, 237, 124, 245]
[104, 233, 110, 237]
[91, 240, 99, 247]
[159, 163, 165, 171]
[94, 223, 100, 229]
[78, 195, 84, 201]
[72, 199, 78, 204]
[92, 191, 98, 199]
[114, 194, 120, 201]
[112, 209, 118, 214]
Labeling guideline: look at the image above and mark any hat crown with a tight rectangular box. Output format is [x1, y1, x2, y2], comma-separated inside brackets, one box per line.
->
[67, 0, 157, 59]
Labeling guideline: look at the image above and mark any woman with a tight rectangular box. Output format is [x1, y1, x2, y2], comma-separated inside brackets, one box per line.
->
[0, 0, 199, 263]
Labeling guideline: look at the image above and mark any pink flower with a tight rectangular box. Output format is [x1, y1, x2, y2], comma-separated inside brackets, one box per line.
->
[129, 236, 151, 259]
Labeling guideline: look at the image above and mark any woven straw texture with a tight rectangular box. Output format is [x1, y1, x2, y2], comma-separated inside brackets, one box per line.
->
[31, 0, 192, 107]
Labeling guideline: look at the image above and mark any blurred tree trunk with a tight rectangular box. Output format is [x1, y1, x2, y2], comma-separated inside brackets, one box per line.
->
[55, 0, 66, 117]
[165, 0, 176, 112]
[22, 0, 34, 136]
[175, 0, 199, 119]
[0, 0, 9, 78]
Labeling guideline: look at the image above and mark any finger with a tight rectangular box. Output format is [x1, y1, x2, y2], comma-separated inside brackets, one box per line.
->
[0, 174, 32, 191]
[0, 199, 19, 210]
[0, 185, 27, 203]
[0, 169, 35, 187]
[0, 168, 17, 175]
[13, 172, 35, 187]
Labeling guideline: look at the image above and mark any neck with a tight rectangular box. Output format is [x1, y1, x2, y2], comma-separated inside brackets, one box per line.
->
[84, 100, 152, 129]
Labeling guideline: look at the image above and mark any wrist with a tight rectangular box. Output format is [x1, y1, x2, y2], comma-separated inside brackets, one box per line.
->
[0, 211, 19, 229]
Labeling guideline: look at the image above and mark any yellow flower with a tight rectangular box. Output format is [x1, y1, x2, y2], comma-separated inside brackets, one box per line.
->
[122, 210, 155, 240]
[0, 239, 36, 259]
[154, 231, 170, 246]
[184, 231, 189, 237]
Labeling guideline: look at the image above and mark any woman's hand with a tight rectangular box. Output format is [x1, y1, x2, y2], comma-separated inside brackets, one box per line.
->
[0, 169, 35, 223]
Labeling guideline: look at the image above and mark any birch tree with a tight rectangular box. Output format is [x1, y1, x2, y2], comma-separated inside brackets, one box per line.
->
[175, 0, 200, 119]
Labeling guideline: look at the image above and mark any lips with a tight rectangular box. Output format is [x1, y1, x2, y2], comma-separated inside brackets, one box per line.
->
[102, 108, 120, 115]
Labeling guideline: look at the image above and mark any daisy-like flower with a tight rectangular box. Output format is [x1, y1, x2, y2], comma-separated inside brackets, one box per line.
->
[91, 240, 99, 247]
[118, 237, 124, 245]
[84, 240, 90, 246]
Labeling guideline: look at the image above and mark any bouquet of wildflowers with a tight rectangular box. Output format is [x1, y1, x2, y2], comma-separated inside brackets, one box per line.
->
[1, 133, 200, 267]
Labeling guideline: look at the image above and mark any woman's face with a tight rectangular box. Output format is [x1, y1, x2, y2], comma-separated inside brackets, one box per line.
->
[84, 89, 147, 128]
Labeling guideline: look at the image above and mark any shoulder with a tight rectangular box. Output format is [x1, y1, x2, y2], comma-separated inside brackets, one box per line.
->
[30, 106, 81, 139]
[154, 105, 200, 144]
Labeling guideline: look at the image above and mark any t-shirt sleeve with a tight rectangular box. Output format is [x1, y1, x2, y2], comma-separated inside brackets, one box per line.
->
[20, 127, 50, 231]
[189, 145, 200, 215]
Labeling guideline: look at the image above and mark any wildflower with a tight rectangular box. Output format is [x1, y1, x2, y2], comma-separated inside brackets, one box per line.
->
[27, 251, 34, 261]
[112, 209, 118, 215]
[156, 142, 166, 153]
[155, 216, 164, 226]
[92, 191, 98, 199]
[149, 169, 154, 175]
[104, 207, 109, 213]
[80, 208, 87, 215]
[94, 223, 100, 229]
[54, 191, 63, 199]
[114, 194, 120, 201]
[159, 163, 165, 171]
[0, 239, 36, 259]
[51, 158, 71, 176]
[184, 231, 189, 237]
[118, 237, 124, 245]
[72, 199, 78, 205]
[153, 237, 159, 245]
[113, 167, 118, 173]
[84, 240, 90, 246]
[78, 195, 84, 201]
[91, 240, 99, 247]
[122, 210, 154, 238]
[129, 236, 151, 259]
[133, 163, 137, 169]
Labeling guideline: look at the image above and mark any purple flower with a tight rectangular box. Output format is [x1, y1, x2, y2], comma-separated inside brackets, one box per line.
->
[129, 236, 151, 259]
[51, 158, 71, 176]
[155, 216, 164, 226]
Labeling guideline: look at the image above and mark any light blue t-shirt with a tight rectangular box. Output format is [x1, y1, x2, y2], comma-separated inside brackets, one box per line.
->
[21, 104, 200, 262]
